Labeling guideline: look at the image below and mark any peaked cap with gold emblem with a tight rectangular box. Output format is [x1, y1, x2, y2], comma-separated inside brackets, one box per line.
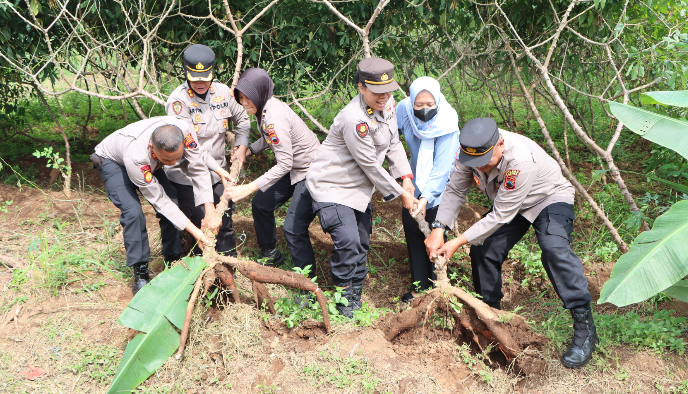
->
[183, 44, 214, 82]
[357, 57, 400, 94]
[458, 118, 500, 168]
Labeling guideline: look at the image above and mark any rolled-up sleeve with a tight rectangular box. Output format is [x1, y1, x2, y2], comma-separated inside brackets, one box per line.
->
[462, 161, 536, 244]
[180, 127, 215, 206]
[124, 157, 190, 231]
[343, 119, 405, 201]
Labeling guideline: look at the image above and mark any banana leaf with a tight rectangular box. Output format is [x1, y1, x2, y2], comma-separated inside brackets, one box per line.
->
[640, 90, 688, 107]
[599, 200, 688, 307]
[107, 257, 207, 394]
[608, 101, 688, 161]
[664, 280, 688, 303]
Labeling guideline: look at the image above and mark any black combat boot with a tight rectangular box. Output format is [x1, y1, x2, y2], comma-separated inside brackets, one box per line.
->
[163, 253, 181, 269]
[257, 242, 285, 267]
[486, 300, 501, 310]
[336, 286, 363, 318]
[561, 304, 598, 368]
[132, 262, 150, 296]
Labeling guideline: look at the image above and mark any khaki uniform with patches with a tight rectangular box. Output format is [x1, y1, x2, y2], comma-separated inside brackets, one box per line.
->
[436, 129, 574, 245]
[94, 116, 214, 231]
[165, 81, 250, 185]
[249, 97, 320, 191]
[306, 94, 412, 212]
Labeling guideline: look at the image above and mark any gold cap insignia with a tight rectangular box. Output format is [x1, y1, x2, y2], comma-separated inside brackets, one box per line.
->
[381, 73, 389, 81]
[195, 62, 204, 70]
[467, 147, 476, 153]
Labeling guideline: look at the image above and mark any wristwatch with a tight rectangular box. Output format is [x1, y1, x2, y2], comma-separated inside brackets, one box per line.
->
[430, 220, 448, 232]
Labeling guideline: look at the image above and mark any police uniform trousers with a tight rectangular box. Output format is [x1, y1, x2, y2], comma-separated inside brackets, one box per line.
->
[469, 202, 592, 309]
[96, 158, 181, 266]
[252, 175, 316, 271]
[401, 206, 446, 292]
[168, 181, 237, 257]
[314, 201, 372, 287]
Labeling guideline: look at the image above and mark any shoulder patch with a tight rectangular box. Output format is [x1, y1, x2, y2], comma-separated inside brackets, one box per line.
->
[212, 96, 225, 103]
[503, 169, 521, 190]
[183, 133, 198, 149]
[172, 101, 183, 115]
[187, 89, 194, 98]
[141, 165, 153, 183]
[264, 124, 279, 144]
[356, 123, 369, 138]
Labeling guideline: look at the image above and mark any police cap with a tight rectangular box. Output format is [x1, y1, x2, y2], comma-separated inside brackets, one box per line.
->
[458, 118, 500, 168]
[357, 57, 400, 94]
[183, 44, 214, 82]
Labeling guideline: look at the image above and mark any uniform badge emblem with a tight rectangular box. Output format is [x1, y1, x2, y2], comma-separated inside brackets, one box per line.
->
[212, 96, 225, 103]
[473, 175, 480, 187]
[209, 85, 215, 93]
[195, 62, 204, 70]
[504, 169, 521, 190]
[172, 101, 182, 115]
[265, 124, 279, 144]
[385, 104, 392, 112]
[366, 107, 373, 115]
[188, 102, 199, 107]
[194, 114, 202, 123]
[381, 73, 389, 81]
[183, 133, 198, 149]
[187, 89, 194, 98]
[220, 110, 226, 117]
[222, 120, 228, 129]
[194, 124, 199, 133]
[356, 123, 369, 138]
[371, 120, 377, 127]
[141, 165, 153, 183]
[467, 147, 476, 153]
[151, 152, 158, 161]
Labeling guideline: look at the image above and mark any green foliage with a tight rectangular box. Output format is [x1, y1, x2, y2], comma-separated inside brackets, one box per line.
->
[597, 310, 686, 355]
[72, 345, 121, 383]
[301, 351, 381, 393]
[33, 146, 70, 174]
[510, 241, 546, 289]
[108, 257, 207, 394]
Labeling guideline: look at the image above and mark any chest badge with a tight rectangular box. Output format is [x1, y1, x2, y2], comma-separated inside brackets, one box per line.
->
[356, 123, 369, 138]
[194, 114, 202, 123]
[504, 169, 521, 190]
[184, 133, 198, 149]
[141, 165, 153, 183]
[172, 101, 182, 115]
[194, 124, 199, 133]
[220, 110, 226, 117]
[212, 96, 225, 103]
[222, 120, 228, 129]
[188, 102, 199, 107]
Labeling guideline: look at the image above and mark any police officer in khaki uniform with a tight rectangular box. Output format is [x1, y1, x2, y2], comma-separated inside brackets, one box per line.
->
[306, 58, 417, 318]
[425, 118, 597, 368]
[224, 68, 320, 274]
[165, 44, 251, 260]
[91, 116, 229, 294]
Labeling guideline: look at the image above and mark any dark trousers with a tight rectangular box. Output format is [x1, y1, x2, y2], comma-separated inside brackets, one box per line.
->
[96, 158, 181, 267]
[314, 201, 372, 287]
[253, 176, 316, 271]
[469, 202, 592, 309]
[168, 181, 237, 257]
[402, 205, 444, 291]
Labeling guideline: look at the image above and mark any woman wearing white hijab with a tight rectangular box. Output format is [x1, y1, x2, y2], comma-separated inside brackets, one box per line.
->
[397, 76, 460, 302]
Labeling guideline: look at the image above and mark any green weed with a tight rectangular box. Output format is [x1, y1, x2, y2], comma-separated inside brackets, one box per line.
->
[301, 352, 381, 393]
[71, 345, 122, 383]
[510, 240, 546, 289]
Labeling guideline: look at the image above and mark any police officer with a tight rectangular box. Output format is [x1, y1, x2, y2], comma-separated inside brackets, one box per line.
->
[91, 116, 229, 294]
[224, 68, 320, 276]
[165, 44, 251, 261]
[425, 118, 597, 368]
[306, 57, 417, 318]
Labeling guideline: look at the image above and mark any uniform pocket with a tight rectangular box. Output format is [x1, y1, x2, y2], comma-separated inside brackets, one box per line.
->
[545, 204, 575, 242]
[317, 203, 342, 233]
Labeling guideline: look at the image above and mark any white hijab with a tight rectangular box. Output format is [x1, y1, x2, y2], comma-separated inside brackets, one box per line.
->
[397, 77, 459, 191]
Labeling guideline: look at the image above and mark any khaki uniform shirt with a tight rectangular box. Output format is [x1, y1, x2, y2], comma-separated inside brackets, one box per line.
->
[249, 97, 320, 191]
[164, 81, 250, 185]
[94, 116, 215, 231]
[436, 129, 575, 245]
[306, 94, 412, 212]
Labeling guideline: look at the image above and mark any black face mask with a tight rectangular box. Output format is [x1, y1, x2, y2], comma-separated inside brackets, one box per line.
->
[414, 107, 438, 122]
